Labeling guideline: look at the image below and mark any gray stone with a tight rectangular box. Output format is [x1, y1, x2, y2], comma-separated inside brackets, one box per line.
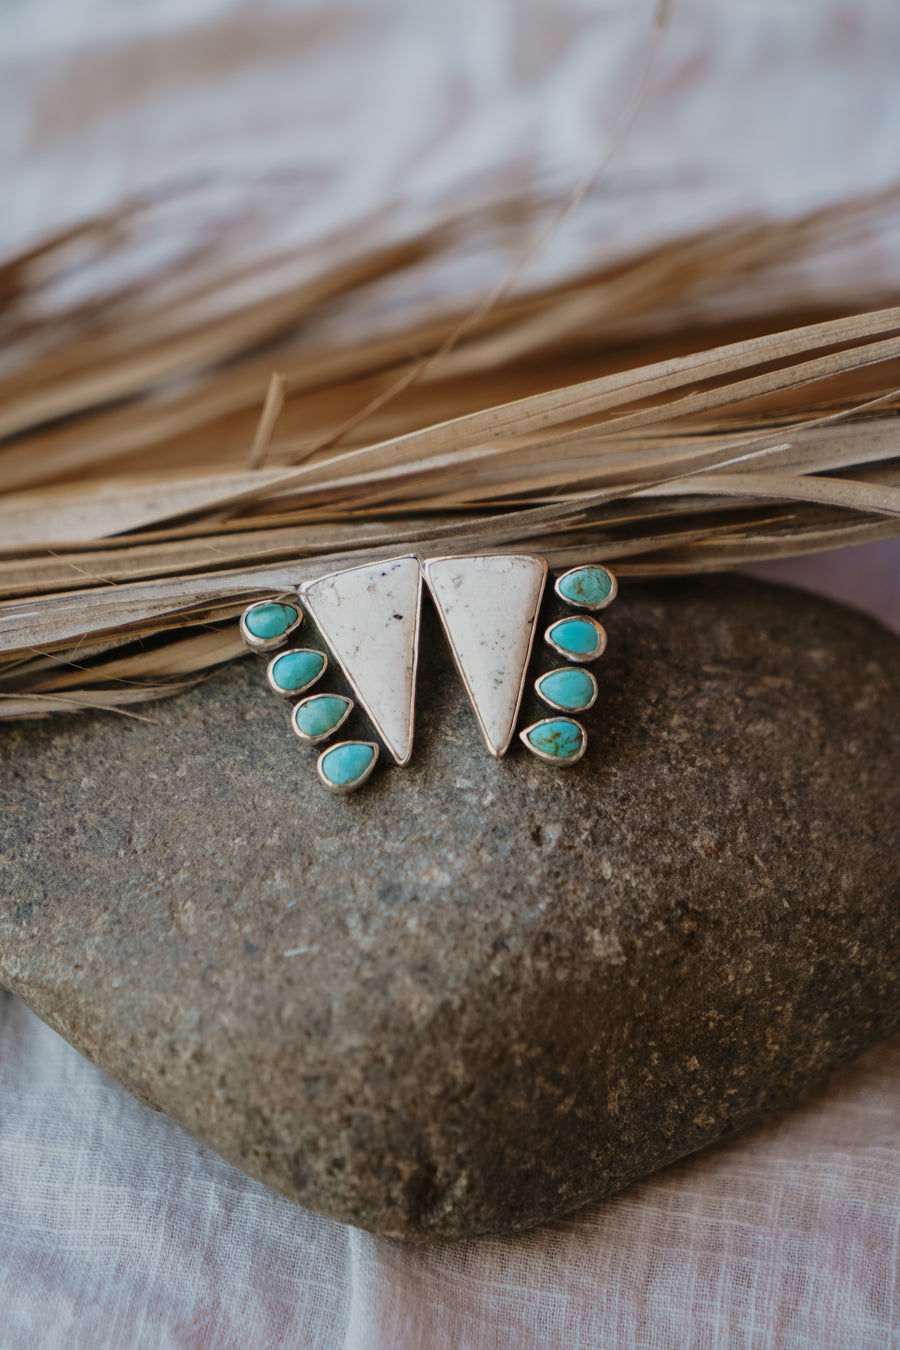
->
[1, 577, 898, 1240]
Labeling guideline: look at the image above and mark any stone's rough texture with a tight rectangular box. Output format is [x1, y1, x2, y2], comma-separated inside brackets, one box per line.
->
[1, 578, 899, 1242]
[546, 616, 604, 659]
[244, 602, 299, 640]
[269, 649, 326, 693]
[301, 555, 422, 766]
[536, 667, 597, 712]
[521, 717, 586, 762]
[293, 694, 352, 742]
[318, 740, 378, 789]
[557, 564, 614, 608]
[424, 554, 547, 758]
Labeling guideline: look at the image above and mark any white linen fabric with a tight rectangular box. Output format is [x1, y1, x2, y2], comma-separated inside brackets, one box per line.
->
[1, 0, 899, 1343]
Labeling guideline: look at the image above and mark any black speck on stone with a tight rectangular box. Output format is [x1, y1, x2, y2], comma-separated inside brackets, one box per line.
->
[0, 576, 898, 1239]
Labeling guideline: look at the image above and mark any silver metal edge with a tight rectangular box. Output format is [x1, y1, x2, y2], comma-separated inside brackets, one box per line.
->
[553, 565, 618, 611]
[239, 601, 304, 653]
[300, 554, 423, 767]
[544, 617, 607, 664]
[316, 740, 380, 793]
[265, 648, 328, 698]
[422, 553, 548, 759]
[398, 556, 423, 767]
[518, 717, 587, 765]
[533, 666, 598, 713]
[290, 693, 354, 744]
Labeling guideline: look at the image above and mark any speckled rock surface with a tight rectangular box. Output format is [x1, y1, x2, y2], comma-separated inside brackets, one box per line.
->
[1, 577, 898, 1240]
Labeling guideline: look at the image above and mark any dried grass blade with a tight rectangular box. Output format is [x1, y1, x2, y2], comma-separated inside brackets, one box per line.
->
[0, 682, 199, 720]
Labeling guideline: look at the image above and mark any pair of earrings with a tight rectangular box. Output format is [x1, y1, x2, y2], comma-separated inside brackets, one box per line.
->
[240, 554, 616, 792]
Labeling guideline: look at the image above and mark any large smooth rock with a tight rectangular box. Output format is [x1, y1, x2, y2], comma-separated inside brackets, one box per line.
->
[1, 577, 898, 1239]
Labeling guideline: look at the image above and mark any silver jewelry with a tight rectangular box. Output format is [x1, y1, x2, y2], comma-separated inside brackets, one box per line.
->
[241, 555, 616, 792]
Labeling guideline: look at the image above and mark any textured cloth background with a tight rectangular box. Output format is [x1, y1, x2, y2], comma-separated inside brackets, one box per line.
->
[2, 0, 900, 1344]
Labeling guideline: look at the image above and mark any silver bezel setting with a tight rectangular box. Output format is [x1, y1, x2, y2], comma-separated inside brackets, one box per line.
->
[291, 693, 353, 744]
[240, 600, 304, 653]
[534, 666, 598, 713]
[423, 553, 548, 758]
[300, 555, 423, 767]
[316, 740, 380, 794]
[544, 617, 607, 664]
[265, 648, 328, 698]
[553, 565, 617, 611]
[519, 717, 587, 766]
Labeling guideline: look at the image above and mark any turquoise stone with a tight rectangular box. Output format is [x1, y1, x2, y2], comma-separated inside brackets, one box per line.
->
[319, 741, 377, 789]
[270, 649, 325, 693]
[536, 667, 596, 711]
[244, 602, 299, 640]
[557, 565, 613, 608]
[547, 618, 602, 658]
[293, 694, 351, 740]
[522, 718, 585, 762]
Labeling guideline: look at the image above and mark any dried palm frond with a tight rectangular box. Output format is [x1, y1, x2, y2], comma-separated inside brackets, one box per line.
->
[1, 187, 898, 717]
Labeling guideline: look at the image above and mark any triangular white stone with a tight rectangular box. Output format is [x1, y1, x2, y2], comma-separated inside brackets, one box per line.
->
[424, 554, 547, 758]
[300, 555, 422, 766]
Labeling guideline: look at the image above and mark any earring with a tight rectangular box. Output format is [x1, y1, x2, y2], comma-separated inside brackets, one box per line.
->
[241, 555, 615, 792]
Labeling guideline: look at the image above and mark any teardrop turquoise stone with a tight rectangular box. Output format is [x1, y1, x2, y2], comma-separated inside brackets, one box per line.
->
[557, 565, 613, 607]
[547, 618, 602, 658]
[244, 602, 298, 640]
[523, 718, 585, 761]
[536, 667, 596, 711]
[270, 649, 325, 692]
[319, 741, 377, 788]
[293, 694, 350, 739]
